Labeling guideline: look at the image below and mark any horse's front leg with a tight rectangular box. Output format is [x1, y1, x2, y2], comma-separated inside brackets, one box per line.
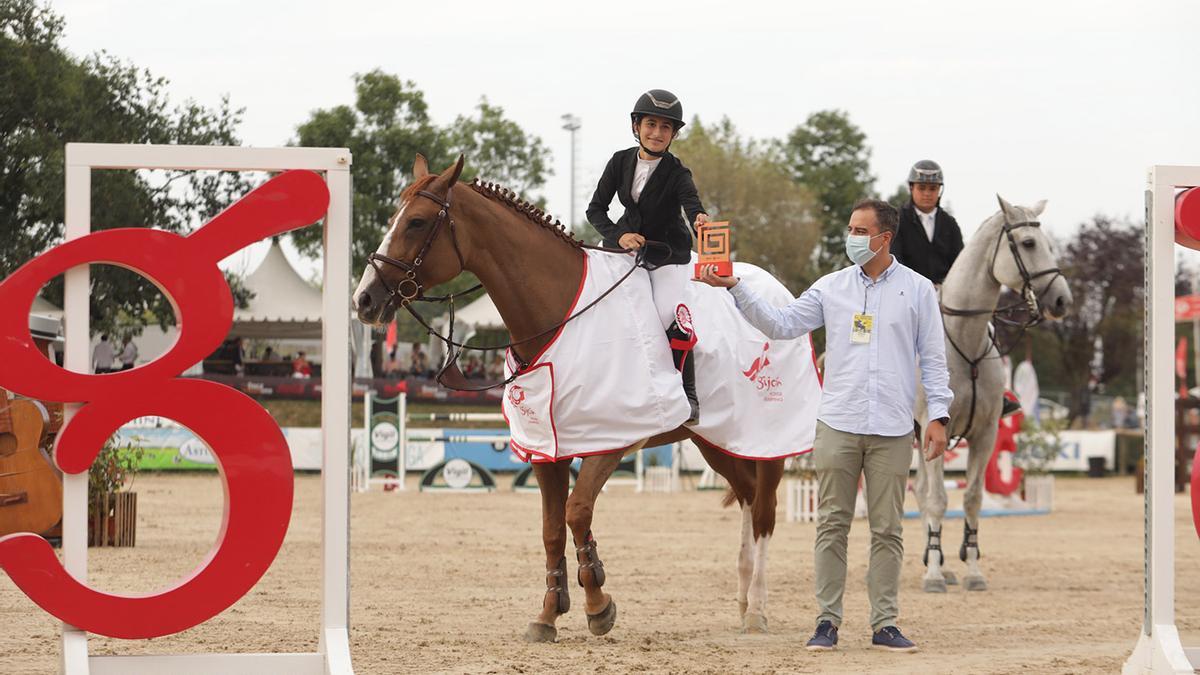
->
[915, 440, 955, 592]
[743, 458, 784, 634]
[524, 460, 572, 642]
[566, 444, 638, 636]
[961, 426, 998, 591]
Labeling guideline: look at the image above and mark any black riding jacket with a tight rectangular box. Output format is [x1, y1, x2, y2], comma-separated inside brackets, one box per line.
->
[586, 147, 707, 267]
[892, 201, 964, 285]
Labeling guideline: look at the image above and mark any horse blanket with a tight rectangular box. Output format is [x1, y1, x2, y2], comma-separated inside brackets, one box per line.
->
[504, 249, 821, 462]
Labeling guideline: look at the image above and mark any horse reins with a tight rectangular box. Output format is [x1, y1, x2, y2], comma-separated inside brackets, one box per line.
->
[938, 217, 1064, 445]
[366, 186, 657, 392]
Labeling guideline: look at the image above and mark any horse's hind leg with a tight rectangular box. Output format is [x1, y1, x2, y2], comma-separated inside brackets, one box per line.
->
[742, 458, 784, 634]
[524, 460, 572, 642]
[566, 444, 639, 636]
[961, 428, 997, 591]
[915, 447, 955, 592]
[693, 439, 758, 628]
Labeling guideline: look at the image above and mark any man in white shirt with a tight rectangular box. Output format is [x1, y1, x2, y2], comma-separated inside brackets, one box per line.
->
[92, 334, 115, 374]
[698, 199, 953, 654]
[119, 336, 138, 371]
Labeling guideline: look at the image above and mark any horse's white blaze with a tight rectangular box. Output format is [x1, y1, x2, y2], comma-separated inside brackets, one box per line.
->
[746, 534, 770, 617]
[353, 201, 408, 307]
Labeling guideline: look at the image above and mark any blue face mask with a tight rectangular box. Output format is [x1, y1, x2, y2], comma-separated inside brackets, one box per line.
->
[845, 233, 885, 266]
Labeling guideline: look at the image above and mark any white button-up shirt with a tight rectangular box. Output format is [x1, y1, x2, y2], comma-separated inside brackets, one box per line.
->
[728, 256, 953, 437]
[630, 156, 661, 203]
[917, 207, 937, 242]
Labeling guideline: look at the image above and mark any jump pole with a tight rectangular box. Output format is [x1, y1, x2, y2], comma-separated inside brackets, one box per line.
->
[1124, 165, 1200, 674]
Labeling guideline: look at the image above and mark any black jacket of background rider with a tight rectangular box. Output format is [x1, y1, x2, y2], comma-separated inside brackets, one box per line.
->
[586, 147, 707, 267]
[892, 200, 965, 285]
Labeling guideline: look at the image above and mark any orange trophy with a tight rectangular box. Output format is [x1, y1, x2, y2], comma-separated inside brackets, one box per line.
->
[694, 221, 733, 278]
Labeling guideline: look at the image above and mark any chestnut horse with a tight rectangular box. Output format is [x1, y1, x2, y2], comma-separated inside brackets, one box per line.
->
[354, 155, 785, 641]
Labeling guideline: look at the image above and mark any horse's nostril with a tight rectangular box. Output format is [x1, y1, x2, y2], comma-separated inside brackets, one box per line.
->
[1056, 296, 1065, 309]
[357, 292, 372, 310]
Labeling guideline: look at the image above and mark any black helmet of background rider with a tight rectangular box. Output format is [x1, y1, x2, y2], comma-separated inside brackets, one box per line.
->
[631, 89, 686, 158]
[908, 159, 944, 212]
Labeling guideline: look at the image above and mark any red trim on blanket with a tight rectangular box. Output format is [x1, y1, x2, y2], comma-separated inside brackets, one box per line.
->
[504, 362, 559, 462]
[691, 430, 813, 460]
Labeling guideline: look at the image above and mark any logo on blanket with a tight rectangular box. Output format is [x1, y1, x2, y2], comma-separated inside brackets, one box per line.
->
[506, 384, 542, 424]
[742, 342, 783, 401]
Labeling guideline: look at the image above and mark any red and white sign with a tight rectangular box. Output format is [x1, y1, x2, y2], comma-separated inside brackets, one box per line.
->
[1176, 295, 1200, 321]
[0, 171, 328, 639]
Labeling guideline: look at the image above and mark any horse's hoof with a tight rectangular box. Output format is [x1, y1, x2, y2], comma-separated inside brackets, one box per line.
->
[944, 570, 959, 585]
[524, 622, 557, 643]
[964, 575, 988, 591]
[742, 612, 768, 634]
[923, 577, 948, 593]
[738, 600, 748, 618]
[587, 598, 618, 636]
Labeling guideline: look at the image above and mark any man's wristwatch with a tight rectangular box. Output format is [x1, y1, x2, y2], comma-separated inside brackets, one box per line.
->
[932, 417, 950, 427]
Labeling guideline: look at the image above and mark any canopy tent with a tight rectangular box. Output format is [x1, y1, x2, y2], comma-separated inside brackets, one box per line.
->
[231, 238, 324, 339]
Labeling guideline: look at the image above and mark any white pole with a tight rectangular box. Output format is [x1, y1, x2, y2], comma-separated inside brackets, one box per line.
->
[61, 148, 91, 673]
[398, 391, 408, 492]
[319, 156, 354, 672]
[561, 114, 581, 231]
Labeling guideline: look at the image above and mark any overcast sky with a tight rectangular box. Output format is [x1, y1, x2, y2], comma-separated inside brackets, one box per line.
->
[52, 0, 1199, 276]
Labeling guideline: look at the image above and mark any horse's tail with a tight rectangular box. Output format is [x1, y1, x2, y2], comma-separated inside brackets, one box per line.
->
[721, 488, 738, 508]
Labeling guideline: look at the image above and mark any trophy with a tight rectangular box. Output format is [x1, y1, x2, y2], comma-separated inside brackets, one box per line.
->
[694, 221, 733, 277]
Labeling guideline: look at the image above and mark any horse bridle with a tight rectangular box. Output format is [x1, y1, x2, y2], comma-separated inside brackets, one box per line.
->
[939, 216, 1064, 445]
[367, 188, 469, 307]
[365, 186, 653, 392]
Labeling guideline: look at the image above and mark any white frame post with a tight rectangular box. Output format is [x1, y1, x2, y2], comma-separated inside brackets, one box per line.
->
[1124, 165, 1200, 674]
[61, 143, 354, 675]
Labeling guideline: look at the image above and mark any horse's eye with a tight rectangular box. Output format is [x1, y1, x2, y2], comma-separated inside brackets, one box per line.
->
[1021, 239, 1036, 249]
[408, 218, 427, 230]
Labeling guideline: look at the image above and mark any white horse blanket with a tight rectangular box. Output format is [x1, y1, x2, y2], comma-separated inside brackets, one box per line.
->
[504, 249, 821, 462]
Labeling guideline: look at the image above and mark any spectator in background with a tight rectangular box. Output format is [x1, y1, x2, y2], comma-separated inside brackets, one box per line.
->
[486, 354, 505, 381]
[292, 351, 313, 378]
[92, 334, 115, 374]
[263, 346, 280, 362]
[465, 355, 483, 379]
[410, 343, 429, 379]
[232, 337, 245, 374]
[385, 345, 404, 377]
[119, 336, 138, 371]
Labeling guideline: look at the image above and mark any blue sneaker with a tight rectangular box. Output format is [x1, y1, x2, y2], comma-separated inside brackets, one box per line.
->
[872, 625, 918, 652]
[805, 620, 838, 651]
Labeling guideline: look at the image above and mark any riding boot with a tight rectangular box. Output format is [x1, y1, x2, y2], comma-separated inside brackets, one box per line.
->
[667, 321, 699, 425]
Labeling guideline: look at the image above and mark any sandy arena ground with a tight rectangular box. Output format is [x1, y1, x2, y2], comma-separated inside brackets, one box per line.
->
[3, 472, 1200, 674]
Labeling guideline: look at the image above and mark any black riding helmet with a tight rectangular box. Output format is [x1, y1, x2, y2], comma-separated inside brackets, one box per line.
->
[631, 89, 685, 157]
[908, 159, 944, 186]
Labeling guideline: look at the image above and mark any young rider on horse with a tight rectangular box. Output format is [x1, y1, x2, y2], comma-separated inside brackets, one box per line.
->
[893, 159, 1021, 419]
[586, 89, 708, 424]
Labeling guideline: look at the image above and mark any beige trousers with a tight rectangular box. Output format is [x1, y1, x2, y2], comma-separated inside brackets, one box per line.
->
[812, 420, 913, 632]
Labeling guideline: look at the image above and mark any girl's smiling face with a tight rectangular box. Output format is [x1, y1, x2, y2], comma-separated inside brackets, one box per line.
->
[635, 115, 677, 154]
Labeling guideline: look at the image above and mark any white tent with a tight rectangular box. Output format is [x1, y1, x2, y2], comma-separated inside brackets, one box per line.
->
[231, 238, 324, 339]
[428, 293, 506, 364]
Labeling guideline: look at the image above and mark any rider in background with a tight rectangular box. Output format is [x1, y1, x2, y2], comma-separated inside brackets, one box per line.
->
[586, 89, 709, 424]
[893, 159, 1020, 418]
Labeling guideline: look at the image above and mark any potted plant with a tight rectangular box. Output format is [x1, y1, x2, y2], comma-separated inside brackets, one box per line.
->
[1016, 417, 1064, 511]
[88, 437, 144, 547]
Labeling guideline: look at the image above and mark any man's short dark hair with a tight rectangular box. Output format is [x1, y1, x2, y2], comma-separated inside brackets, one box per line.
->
[851, 198, 899, 236]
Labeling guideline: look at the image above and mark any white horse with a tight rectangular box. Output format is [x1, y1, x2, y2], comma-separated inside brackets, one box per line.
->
[914, 196, 1072, 592]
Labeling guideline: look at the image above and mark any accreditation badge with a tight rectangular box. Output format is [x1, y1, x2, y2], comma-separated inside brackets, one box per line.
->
[851, 313, 873, 344]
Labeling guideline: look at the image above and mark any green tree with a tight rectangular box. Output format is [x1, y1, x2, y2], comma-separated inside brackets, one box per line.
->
[778, 110, 876, 277]
[885, 183, 910, 210]
[673, 117, 821, 294]
[291, 71, 552, 344]
[1, 0, 251, 337]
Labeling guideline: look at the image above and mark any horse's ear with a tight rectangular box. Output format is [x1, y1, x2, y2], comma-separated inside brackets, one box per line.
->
[996, 194, 1023, 223]
[442, 154, 465, 187]
[413, 154, 429, 179]
[1030, 199, 1048, 217]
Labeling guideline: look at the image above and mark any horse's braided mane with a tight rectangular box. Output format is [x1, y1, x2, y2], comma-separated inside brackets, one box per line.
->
[468, 177, 584, 250]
